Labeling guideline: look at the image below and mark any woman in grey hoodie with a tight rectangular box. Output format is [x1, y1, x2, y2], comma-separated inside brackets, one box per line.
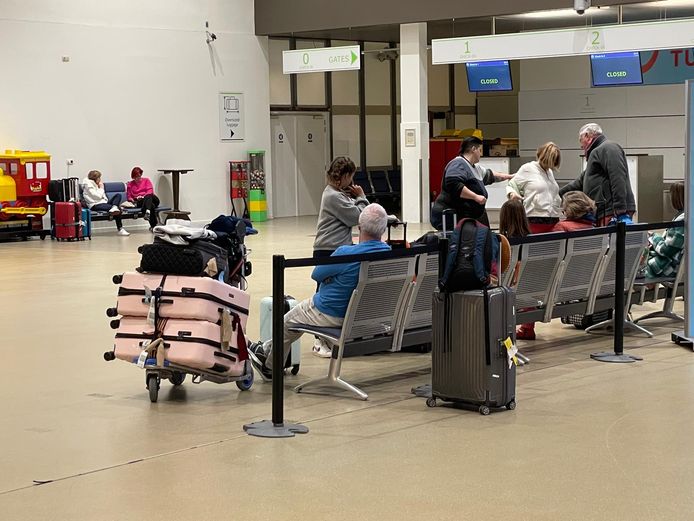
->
[311, 156, 369, 356]
[313, 157, 369, 257]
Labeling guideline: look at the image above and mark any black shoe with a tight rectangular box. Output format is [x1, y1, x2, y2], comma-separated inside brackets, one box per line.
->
[248, 342, 272, 381]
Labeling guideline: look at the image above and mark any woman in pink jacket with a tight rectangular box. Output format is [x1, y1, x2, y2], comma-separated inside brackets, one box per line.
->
[127, 167, 160, 230]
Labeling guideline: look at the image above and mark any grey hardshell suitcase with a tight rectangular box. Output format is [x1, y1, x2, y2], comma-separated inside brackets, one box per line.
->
[429, 287, 517, 414]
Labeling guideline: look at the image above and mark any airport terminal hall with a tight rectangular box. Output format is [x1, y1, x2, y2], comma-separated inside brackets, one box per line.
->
[4, 0, 694, 519]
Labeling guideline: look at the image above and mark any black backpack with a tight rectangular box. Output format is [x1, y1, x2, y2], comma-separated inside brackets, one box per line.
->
[439, 218, 498, 292]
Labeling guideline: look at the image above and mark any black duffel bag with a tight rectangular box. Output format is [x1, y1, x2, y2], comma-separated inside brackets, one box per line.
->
[138, 239, 230, 280]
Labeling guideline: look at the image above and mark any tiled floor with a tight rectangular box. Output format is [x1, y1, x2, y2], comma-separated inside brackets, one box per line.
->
[1, 217, 692, 520]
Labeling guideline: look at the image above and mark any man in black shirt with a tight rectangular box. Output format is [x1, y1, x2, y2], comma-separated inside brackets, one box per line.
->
[431, 136, 514, 230]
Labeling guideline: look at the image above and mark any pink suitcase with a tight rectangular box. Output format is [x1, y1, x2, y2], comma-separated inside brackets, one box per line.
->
[114, 272, 249, 327]
[114, 317, 246, 376]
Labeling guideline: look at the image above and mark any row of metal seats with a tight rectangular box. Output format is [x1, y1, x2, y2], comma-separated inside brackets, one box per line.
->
[290, 251, 434, 400]
[501, 227, 685, 338]
[290, 226, 685, 400]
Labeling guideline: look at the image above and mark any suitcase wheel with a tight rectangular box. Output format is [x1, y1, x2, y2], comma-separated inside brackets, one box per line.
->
[236, 364, 254, 391]
[291, 364, 300, 376]
[479, 405, 491, 416]
[106, 307, 118, 318]
[109, 319, 120, 330]
[426, 397, 437, 408]
[506, 400, 516, 411]
[103, 351, 116, 361]
[147, 374, 160, 403]
[112, 274, 123, 285]
[169, 371, 185, 386]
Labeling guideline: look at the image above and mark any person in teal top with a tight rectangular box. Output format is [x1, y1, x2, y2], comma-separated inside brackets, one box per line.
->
[644, 182, 685, 279]
[249, 203, 391, 380]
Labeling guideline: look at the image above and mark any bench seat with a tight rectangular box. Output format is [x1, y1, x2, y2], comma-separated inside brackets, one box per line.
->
[84, 182, 170, 223]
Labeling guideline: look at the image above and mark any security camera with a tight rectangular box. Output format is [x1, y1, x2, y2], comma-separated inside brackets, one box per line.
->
[574, 0, 591, 15]
[205, 21, 217, 45]
[376, 49, 398, 62]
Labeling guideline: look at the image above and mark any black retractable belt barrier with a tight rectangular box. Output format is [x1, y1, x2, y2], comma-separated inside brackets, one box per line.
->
[244, 245, 437, 438]
[591, 222, 642, 363]
[243, 255, 309, 438]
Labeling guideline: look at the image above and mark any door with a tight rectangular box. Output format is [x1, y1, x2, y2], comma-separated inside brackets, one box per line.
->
[270, 116, 298, 218]
[296, 115, 327, 216]
[270, 113, 328, 218]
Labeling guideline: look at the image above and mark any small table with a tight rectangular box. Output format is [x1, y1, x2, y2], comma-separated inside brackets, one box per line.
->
[158, 169, 193, 221]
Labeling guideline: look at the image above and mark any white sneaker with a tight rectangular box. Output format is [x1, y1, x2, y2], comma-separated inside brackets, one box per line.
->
[312, 338, 332, 358]
[109, 205, 121, 214]
[117, 228, 130, 236]
[120, 201, 136, 208]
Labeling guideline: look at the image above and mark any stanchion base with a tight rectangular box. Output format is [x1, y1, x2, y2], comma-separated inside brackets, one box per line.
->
[590, 351, 643, 363]
[672, 331, 694, 349]
[411, 384, 431, 398]
[243, 420, 309, 438]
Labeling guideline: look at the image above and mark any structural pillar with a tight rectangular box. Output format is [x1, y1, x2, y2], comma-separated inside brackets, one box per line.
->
[399, 23, 429, 224]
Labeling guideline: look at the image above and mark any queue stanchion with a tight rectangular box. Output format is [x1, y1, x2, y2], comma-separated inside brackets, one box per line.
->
[244, 255, 309, 438]
[591, 221, 643, 363]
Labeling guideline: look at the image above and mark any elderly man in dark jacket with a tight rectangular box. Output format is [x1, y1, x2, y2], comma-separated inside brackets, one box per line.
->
[559, 123, 636, 226]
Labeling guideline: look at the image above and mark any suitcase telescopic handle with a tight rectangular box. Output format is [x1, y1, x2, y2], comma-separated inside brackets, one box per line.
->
[483, 287, 491, 366]
[442, 209, 456, 235]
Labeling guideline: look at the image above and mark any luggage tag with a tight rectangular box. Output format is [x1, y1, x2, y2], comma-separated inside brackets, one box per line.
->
[503, 337, 518, 368]
[220, 309, 232, 351]
[137, 340, 151, 368]
[144, 286, 156, 326]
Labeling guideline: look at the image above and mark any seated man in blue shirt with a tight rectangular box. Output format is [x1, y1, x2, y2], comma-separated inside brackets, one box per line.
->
[248, 203, 392, 380]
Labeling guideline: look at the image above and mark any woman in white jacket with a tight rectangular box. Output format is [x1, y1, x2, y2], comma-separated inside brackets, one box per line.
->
[506, 142, 561, 341]
[506, 142, 562, 234]
[82, 170, 129, 236]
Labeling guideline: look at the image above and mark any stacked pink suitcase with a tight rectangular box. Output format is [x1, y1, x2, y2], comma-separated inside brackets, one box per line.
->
[104, 271, 253, 401]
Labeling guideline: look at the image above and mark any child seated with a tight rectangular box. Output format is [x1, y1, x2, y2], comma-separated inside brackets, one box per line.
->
[643, 182, 685, 279]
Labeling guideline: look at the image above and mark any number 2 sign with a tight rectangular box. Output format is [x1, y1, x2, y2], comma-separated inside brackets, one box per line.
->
[584, 29, 605, 52]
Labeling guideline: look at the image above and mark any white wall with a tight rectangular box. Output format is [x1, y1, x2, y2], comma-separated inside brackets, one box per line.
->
[0, 0, 271, 225]
[519, 56, 685, 181]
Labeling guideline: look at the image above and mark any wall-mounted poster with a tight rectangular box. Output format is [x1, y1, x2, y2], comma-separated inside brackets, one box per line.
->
[219, 92, 244, 141]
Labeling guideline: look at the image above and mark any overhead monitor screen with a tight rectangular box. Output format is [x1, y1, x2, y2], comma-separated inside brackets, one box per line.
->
[466, 60, 513, 92]
[590, 52, 643, 87]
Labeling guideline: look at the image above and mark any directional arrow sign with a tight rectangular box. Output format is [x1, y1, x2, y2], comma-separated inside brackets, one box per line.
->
[283, 45, 361, 74]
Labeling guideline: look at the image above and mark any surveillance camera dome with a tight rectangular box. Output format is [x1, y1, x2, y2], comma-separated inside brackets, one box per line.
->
[574, 0, 591, 15]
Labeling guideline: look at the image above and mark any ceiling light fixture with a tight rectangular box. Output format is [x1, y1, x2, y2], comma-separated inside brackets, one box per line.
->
[523, 6, 610, 18]
[638, 0, 694, 7]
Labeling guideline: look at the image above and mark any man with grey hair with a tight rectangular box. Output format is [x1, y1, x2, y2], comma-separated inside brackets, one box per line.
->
[249, 203, 391, 380]
[559, 122, 635, 226]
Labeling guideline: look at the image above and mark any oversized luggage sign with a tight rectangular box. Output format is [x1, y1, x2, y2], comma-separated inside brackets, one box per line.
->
[219, 93, 244, 141]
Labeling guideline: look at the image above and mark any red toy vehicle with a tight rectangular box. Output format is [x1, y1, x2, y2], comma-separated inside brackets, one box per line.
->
[0, 150, 51, 239]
